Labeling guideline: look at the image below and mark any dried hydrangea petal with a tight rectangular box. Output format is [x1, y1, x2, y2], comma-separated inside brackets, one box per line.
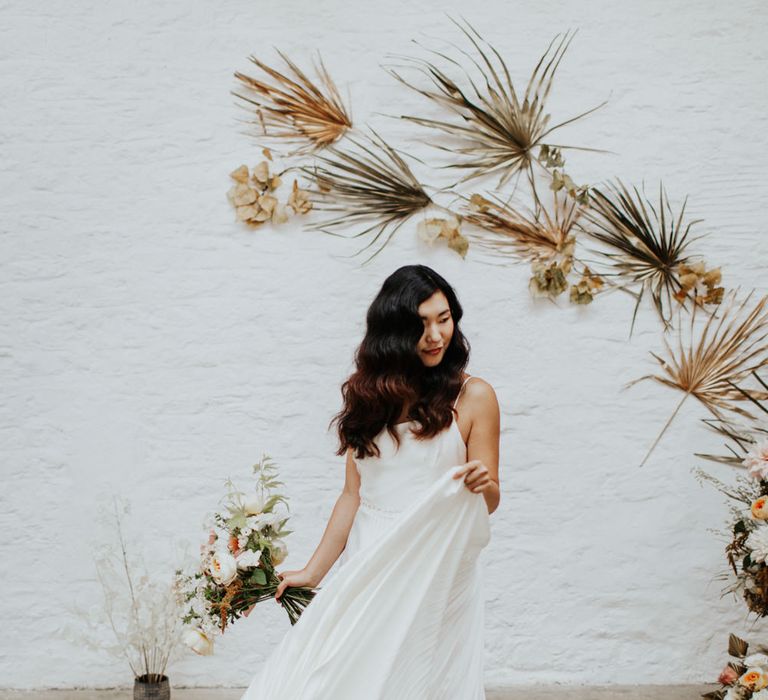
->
[229, 165, 250, 183]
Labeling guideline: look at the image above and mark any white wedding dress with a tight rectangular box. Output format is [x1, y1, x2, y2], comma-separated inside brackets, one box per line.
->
[240, 376, 491, 700]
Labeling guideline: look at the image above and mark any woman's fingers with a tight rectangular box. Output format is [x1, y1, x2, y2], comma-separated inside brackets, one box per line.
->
[453, 460, 482, 479]
[275, 572, 286, 602]
[470, 478, 491, 492]
[465, 469, 489, 487]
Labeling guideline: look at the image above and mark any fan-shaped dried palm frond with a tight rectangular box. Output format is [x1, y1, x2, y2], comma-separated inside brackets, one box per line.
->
[579, 179, 720, 337]
[384, 18, 607, 190]
[462, 190, 581, 262]
[232, 49, 352, 154]
[625, 288, 768, 467]
[299, 128, 432, 265]
[695, 371, 768, 467]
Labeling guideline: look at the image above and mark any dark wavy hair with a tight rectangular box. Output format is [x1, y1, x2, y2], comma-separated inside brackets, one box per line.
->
[330, 264, 471, 460]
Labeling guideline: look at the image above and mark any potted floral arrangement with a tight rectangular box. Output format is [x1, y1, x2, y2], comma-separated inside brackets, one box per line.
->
[63, 497, 186, 699]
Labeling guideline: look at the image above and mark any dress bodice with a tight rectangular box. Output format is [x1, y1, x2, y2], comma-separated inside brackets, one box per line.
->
[353, 378, 471, 515]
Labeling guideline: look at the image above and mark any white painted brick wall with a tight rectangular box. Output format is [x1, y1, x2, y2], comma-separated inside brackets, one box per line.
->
[1, 0, 767, 690]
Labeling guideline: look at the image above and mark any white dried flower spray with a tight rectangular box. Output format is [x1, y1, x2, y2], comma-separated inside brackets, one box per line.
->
[58, 496, 188, 682]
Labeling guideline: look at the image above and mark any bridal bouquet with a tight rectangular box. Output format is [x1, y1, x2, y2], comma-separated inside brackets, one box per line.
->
[174, 454, 317, 655]
[696, 438, 768, 617]
[705, 633, 768, 699]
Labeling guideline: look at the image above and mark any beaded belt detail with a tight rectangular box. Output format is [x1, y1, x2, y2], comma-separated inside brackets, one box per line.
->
[359, 497, 402, 515]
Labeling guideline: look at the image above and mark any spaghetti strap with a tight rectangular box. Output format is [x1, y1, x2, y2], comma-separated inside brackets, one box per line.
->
[452, 375, 472, 409]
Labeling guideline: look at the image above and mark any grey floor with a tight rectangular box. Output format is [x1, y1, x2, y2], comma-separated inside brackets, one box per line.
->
[0, 686, 717, 699]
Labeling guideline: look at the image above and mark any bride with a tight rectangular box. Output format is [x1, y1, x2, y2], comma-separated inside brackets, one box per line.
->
[240, 263, 501, 699]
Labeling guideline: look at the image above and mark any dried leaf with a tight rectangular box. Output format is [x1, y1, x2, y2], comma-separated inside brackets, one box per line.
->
[417, 217, 468, 257]
[385, 20, 607, 191]
[235, 205, 260, 222]
[251, 161, 271, 188]
[417, 218, 444, 244]
[626, 288, 768, 466]
[232, 49, 352, 154]
[447, 231, 469, 258]
[299, 128, 432, 264]
[271, 203, 290, 224]
[230, 183, 258, 207]
[464, 190, 582, 265]
[287, 179, 312, 215]
[579, 179, 711, 338]
[229, 165, 250, 183]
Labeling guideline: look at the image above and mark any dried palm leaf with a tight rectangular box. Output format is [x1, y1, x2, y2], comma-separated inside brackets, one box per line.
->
[462, 190, 581, 262]
[695, 371, 768, 467]
[462, 191, 608, 302]
[232, 49, 352, 154]
[625, 288, 768, 467]
[299, 128, 432, 265]
[579, 179, 715, 337]
[384, 18, 607, 190]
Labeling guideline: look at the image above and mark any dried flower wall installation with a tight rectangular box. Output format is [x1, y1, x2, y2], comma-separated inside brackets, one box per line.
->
[579, 179, 723, 337]
[299, 128, 433, 265]
[625, 288, 768, 467]
[233, 49, 352, 155]
[384, 19, 607, 193]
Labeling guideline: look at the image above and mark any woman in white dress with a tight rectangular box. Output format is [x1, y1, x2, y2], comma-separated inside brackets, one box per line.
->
[240, 264, 501, 700]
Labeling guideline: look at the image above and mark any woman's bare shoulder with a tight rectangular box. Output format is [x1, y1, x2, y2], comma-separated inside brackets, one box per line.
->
[464, 376, 500, 415]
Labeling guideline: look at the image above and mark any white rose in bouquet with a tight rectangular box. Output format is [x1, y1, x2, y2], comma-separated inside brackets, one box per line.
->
[236, 549, 264, 570]
[242, 492, 266, 515]
[745, 653, 768, 669]
[253, 511, 282, 530]
[183, 627, 214, 656]
[209, 550, 238, 586]
[747, 525, 768, 564]
[745, 438, 768, 480]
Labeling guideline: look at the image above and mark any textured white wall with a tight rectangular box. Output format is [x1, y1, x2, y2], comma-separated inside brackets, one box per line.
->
[2, 0, 767, 690]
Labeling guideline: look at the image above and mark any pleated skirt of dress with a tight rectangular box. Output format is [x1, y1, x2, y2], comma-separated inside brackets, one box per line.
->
[239, 466, 490, 700]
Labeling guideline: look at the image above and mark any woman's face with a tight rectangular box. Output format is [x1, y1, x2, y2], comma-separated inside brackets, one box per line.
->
[416, 290, 454, 366]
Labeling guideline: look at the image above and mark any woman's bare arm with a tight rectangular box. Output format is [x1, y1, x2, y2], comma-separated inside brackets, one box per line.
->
[303, 447, 361, 584]
[454, 378, 501, 515]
